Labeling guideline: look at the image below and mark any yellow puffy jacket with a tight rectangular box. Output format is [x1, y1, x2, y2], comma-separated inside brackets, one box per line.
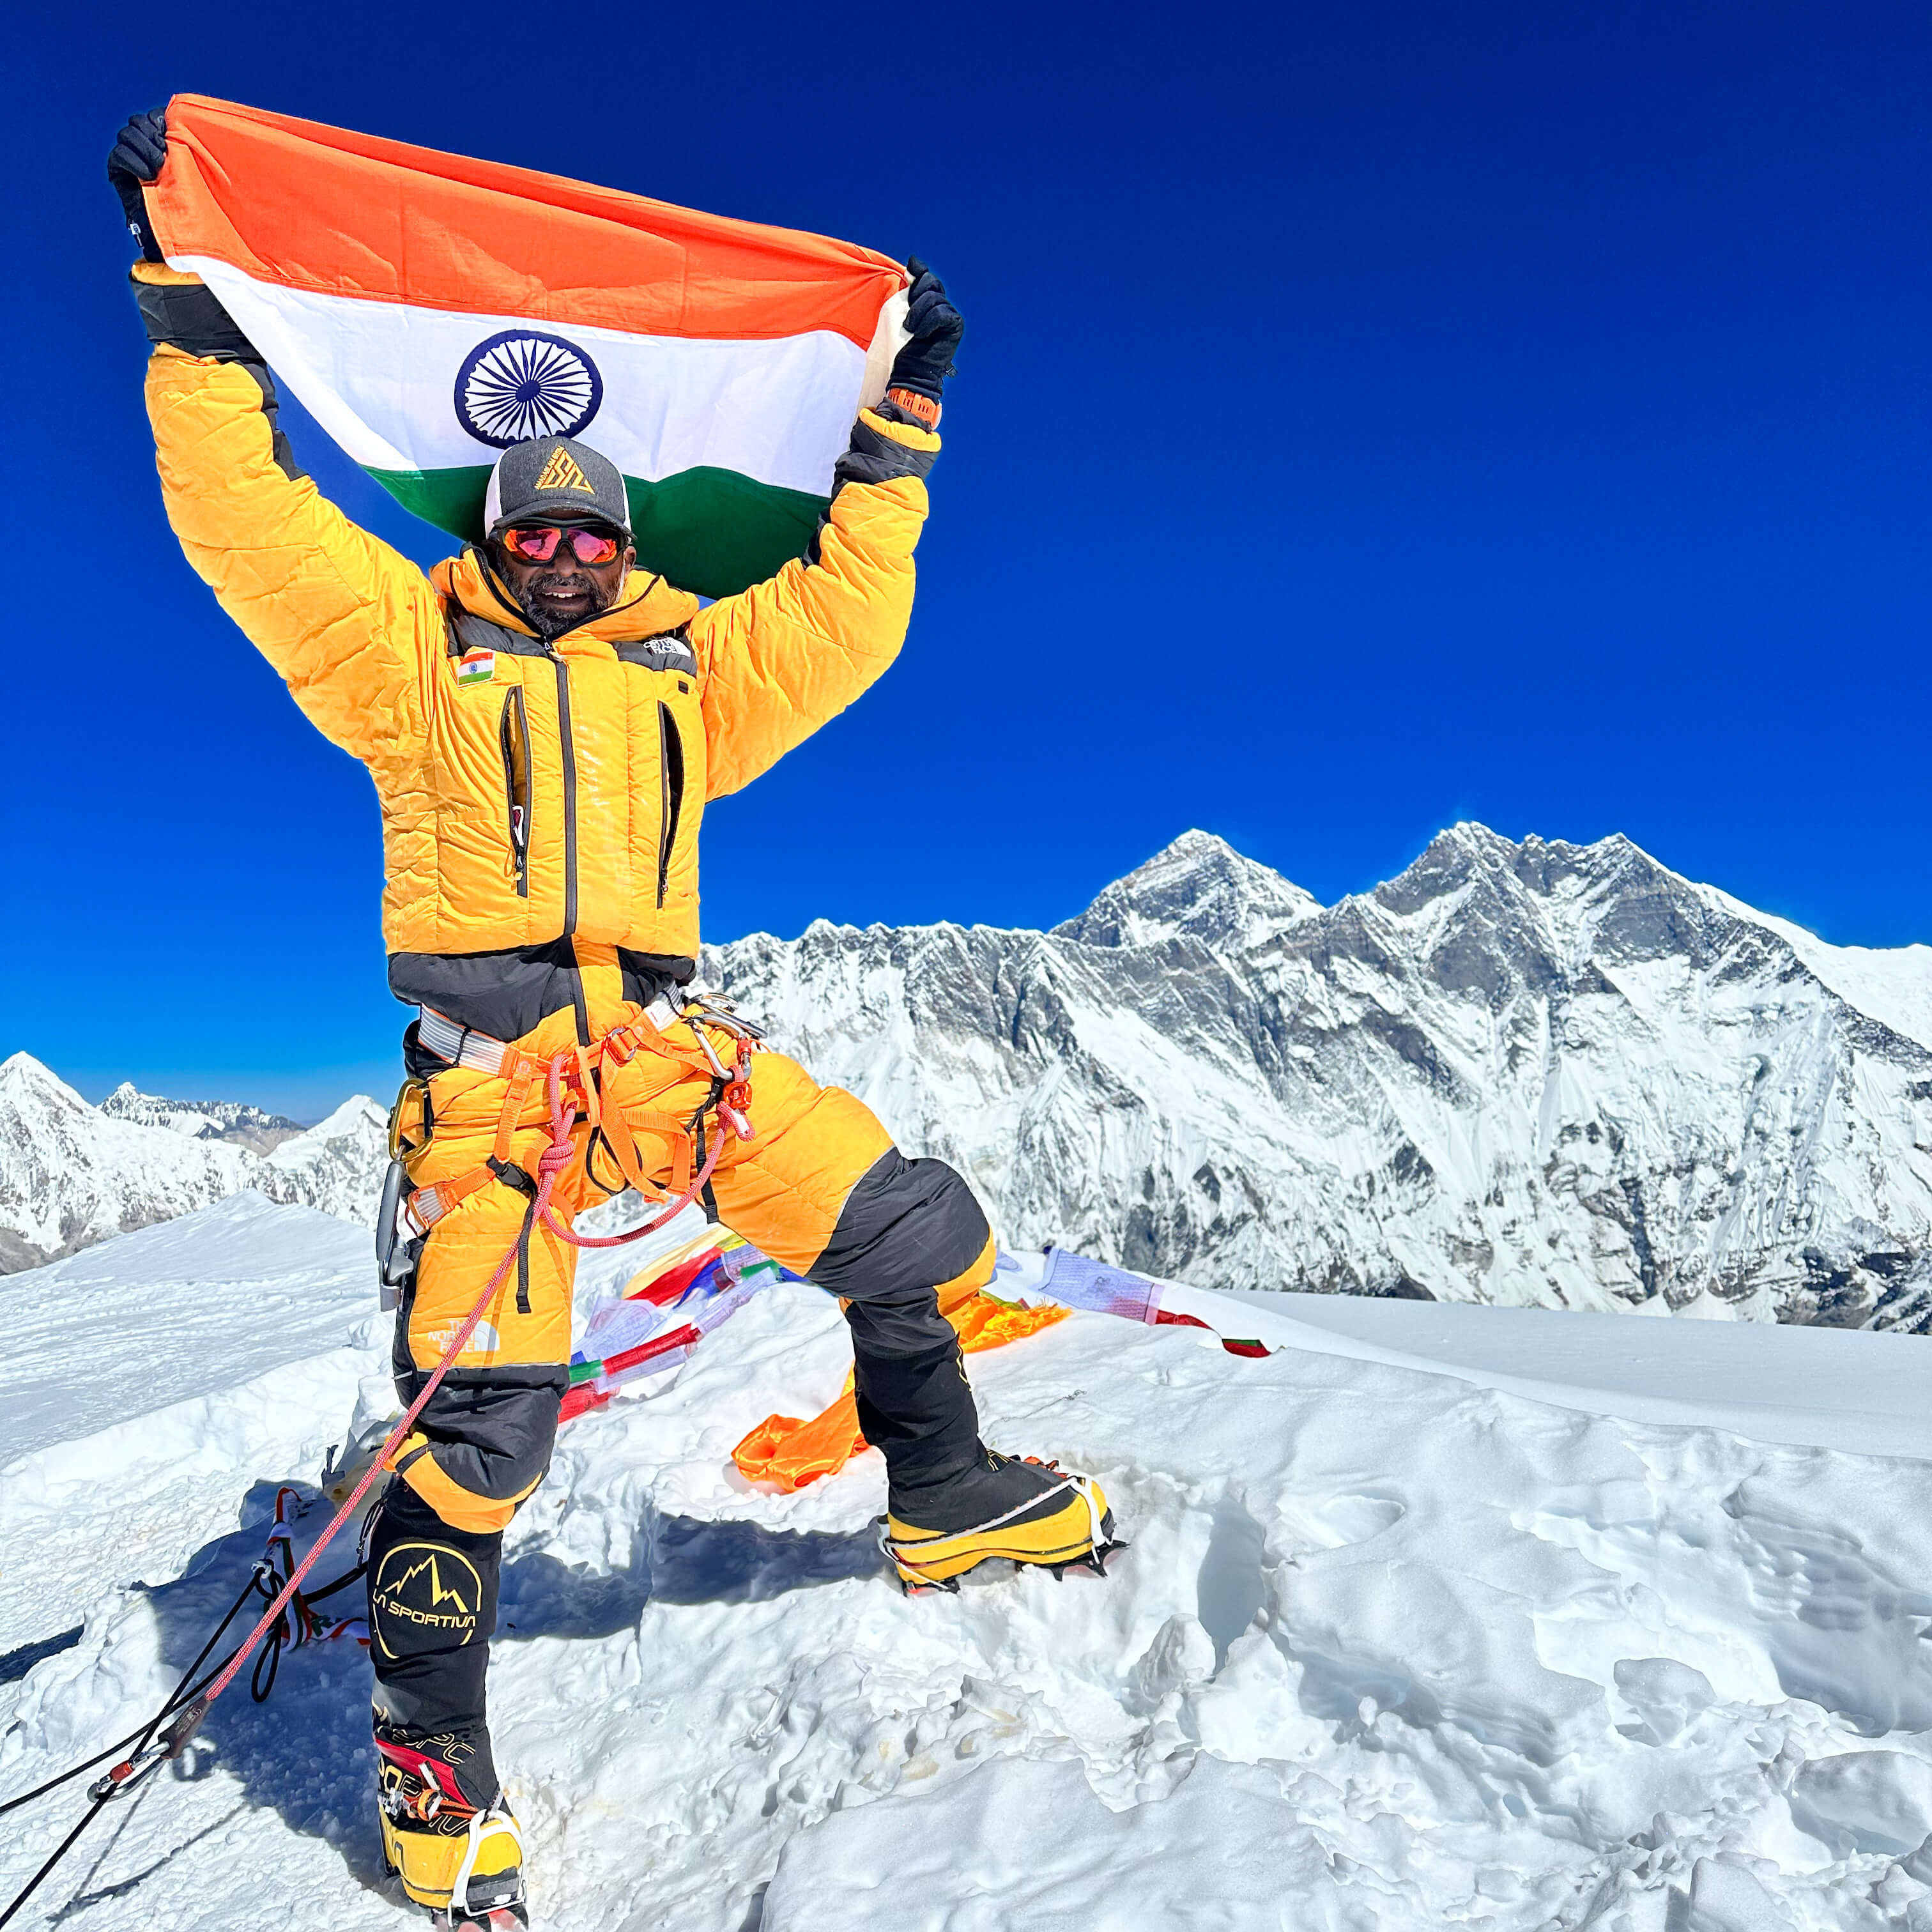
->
[139, 264, 938, 1027]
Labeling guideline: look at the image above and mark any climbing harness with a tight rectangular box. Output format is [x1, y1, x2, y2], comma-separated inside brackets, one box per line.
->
[399, 997, 756, 1252]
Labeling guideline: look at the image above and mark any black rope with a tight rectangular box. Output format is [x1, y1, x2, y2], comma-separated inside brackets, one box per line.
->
[249, 1556, 369, 1708]
[0, 1551, 366, 1926]
[302, 1561, 368, 1607]
[0, 1795, 112, 1929]
[0, 1562, 259, 1823]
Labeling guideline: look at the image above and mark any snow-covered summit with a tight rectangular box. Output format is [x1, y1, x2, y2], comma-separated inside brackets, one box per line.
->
[1052, 829, 1321, 951]
[710, 824, 1932, 1325]
[0, 1058, 387, 1269]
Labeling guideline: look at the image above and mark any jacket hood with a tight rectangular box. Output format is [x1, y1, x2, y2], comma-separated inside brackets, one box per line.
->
[434, 547, 702, 643]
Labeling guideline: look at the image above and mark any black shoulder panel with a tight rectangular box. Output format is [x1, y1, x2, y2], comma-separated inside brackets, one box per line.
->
[832, 417, 940, 494]
[447, 609, 552, 661]
[614, 630, 700, 676]
[242, 364, 307, 485]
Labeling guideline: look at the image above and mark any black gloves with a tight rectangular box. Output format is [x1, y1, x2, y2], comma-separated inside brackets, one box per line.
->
[109, 103, 257, 364]
[887, 257, 964, 406]
[108, 110, 169, 263]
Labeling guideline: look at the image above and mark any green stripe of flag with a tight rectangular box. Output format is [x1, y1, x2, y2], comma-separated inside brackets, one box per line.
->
[366, 464, 829, 601]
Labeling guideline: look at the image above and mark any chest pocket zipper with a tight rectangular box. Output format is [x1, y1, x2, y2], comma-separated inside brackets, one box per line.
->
[657, 702, 685, 908]
[500, 685, 531, 898]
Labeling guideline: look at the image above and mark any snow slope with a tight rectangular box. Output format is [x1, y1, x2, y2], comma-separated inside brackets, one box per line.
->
[0, 1194, 379, 1642]
[1213, 1286, 1932, 1460]
[10, 1204, 1932, 1929]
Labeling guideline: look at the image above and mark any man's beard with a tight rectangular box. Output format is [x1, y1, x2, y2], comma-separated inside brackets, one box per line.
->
[520, 572, 608, 640]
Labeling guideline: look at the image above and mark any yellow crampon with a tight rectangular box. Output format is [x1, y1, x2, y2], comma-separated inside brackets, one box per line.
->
[880, 1461, 1120, 1591]
[378, 1769, 526, 1929]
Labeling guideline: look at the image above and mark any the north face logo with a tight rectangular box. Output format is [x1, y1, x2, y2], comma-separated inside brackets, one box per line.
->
[535, 447, 594, 493]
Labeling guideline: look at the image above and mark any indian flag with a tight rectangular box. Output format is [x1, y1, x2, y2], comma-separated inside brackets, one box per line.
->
[142, 95, 911, 598]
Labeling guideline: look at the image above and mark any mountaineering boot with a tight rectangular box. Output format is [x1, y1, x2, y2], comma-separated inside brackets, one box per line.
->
[375, 1719, 528, 1929]
[881, 1446, 1117, 1591]
[855, 1336, 1118, 1589]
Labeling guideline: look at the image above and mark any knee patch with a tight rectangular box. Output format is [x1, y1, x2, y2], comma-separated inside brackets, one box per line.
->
[392, 1375, 564, 1533]
[813, 1153, 992, 1356]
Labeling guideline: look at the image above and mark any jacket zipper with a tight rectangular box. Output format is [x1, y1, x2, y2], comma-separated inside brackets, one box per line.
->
[546, 648, 579, 937]
[656, 702, 684, 909]
[500, 685, 530, 899]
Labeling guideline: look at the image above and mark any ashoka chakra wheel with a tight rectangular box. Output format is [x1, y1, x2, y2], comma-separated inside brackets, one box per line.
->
[454, 331, 604, 448]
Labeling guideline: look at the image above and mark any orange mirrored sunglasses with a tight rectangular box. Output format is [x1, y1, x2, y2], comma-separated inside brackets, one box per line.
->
[501, 525, 624, 565]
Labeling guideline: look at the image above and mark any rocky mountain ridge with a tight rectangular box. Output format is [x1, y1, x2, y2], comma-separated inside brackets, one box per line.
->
[707, 825, 1932, 1327]
[0, 1055, 386, 1272]
[96, 1082, 306, 1154]
[9, 825, 1931, 1324]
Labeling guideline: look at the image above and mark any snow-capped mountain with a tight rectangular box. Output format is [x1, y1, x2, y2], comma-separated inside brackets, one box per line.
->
[96, 1082, 304, 1153]
[11, 825, 1932, 1322]
[0, 1055, 387, 1270]
[708, 825, 1932, 1328]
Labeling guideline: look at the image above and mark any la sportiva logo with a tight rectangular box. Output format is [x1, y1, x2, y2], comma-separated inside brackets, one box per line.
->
[456, 330, 604, 448]
[371, 1542, 483, 1659]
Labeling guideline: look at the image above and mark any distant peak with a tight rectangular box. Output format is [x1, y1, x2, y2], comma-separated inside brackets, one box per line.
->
[0, 1053, 93, 1117]
[1373, 824, 1690, 931]
[1054, 831, 1319, 952]
[1, 1051, 72, 1089]
[1156, 829, 1241, 862]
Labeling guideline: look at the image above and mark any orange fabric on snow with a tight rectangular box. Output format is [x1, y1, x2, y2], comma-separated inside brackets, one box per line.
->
[732, 1295, 1069, 1492]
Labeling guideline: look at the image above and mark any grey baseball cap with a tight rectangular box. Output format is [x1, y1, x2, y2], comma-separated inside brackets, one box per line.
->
[483, 435, 632, 535]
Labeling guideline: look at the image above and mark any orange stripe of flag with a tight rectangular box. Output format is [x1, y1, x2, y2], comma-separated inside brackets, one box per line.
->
[146, 95, 906, 350]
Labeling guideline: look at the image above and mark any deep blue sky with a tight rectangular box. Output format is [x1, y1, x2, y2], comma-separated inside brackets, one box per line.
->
[8, 3, 1928, 1115]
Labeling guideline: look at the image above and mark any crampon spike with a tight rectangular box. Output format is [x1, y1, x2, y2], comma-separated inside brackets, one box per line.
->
[431, 1907, 529, 1932]
[896, 1570, 962, 1597]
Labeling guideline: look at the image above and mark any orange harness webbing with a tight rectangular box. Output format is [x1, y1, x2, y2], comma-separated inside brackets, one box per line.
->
[404, 1014, 755, 1247]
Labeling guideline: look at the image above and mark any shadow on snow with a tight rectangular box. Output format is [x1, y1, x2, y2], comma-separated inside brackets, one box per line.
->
[68, 1477, 881, 1916]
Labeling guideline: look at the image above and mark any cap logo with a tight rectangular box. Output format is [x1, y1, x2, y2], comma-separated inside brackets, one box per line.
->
[454, 329, 604, 448]
[534, 447, 594, 494]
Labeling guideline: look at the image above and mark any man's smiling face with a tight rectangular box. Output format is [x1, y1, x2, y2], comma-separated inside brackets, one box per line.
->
[490, 521, 635, 639]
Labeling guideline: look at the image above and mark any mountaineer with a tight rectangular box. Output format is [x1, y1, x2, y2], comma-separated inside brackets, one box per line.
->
[110, 107, 1114, 1932]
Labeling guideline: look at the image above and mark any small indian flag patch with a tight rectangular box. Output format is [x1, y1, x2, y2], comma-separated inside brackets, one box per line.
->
[456, 648, 496, 687]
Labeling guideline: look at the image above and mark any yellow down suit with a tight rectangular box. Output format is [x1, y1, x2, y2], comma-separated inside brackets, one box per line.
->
[135, 265, 999, 1747]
